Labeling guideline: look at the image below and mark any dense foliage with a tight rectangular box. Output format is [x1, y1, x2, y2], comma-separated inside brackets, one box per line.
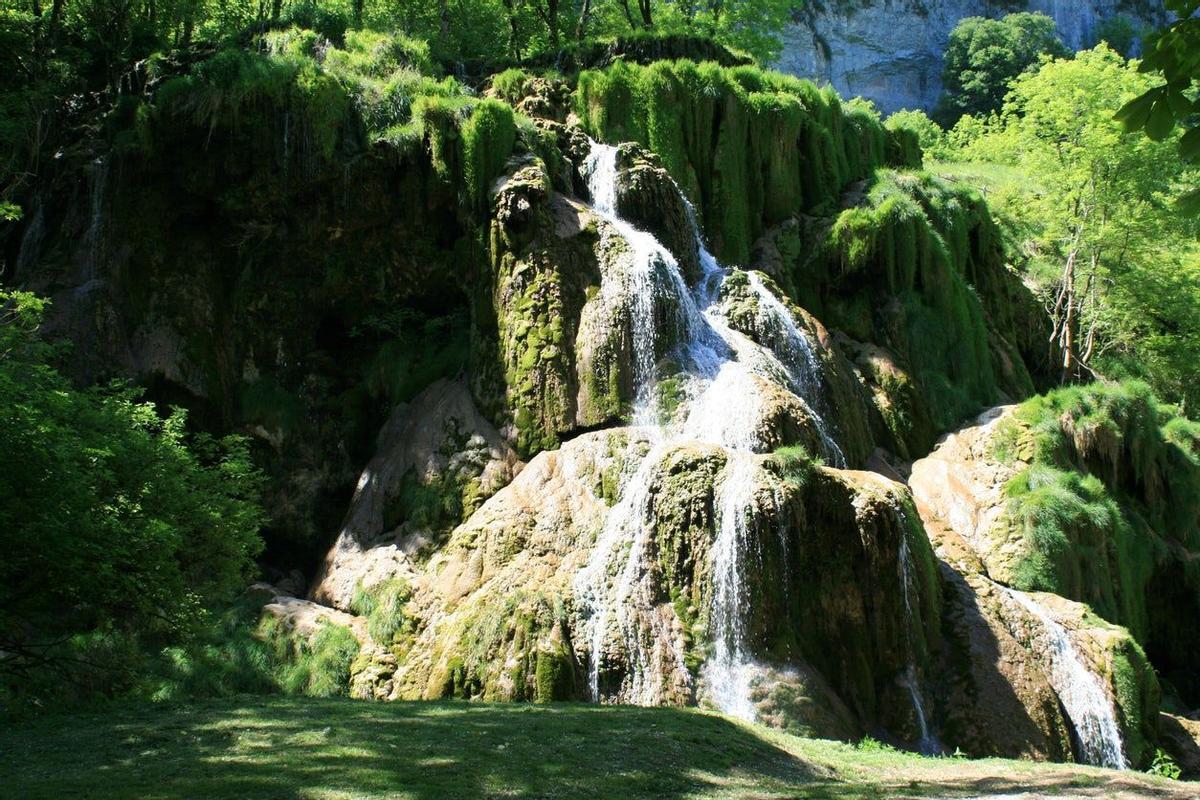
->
[1115, 0, 1200, 212]
[908, 44, 1200, 412]
[0, 0, 797, 221]
[935, 12, 1067, 124]
[0, 291, 265, 704]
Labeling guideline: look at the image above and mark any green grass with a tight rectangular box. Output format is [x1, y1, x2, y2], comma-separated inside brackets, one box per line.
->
[1, 697, 1191, 799]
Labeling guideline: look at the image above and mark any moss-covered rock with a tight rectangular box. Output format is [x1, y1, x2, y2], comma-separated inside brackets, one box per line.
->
[910, 389, 1199, 765]
[575, 60, 907, 266]
[757, 171, 1047, 456]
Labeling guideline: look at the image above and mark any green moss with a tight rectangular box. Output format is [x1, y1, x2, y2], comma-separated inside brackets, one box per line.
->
[995, 381, 1200, 694]
[259, 617, 361, 698]
[490, 68, 532, 104]
[1109, 636, 1159, 769]
[534, 645, 575, 703]
[239, 377, 306, 439]
[350, 579, 413, 646]
[574, 59, 909, 265]
[791, 170, 1034, 451]
[462, 99, 517, 213]
[439, 592, 577, 702]
[772, 444, 818, 485]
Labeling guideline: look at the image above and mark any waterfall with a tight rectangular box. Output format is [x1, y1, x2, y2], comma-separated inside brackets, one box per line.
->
[704, 452, 764, 721]
[572, 139, 848, 716]
[1003, 588, 1128, 769]
[82, 157, 109, 284]
[895, 508, 941, 755]
[742, 273, 846, 468]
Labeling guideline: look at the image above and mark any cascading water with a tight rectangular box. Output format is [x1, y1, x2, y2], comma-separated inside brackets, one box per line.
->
[704, 451, 766, 721]
[741, 273, 846, 468]
[1003, 587, 1128, 769]
[572, 139, 848, 716]
[895, 514, 940, 754]
[82, 156, 109, 284]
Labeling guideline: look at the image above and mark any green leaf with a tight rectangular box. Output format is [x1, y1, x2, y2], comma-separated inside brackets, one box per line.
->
[1167, 89, 1194, 116]
[1145, 99, 1176, 141]
[1114, 92, 1155, 131]
[1175, 188, 1200, 215]
[1180, 127, 1200, 162]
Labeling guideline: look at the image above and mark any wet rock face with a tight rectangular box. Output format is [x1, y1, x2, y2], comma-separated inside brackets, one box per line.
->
[775, 0, 1166, 114]
[612, 144, 702, 283]
[329, 414, 942, 745]
[911, 406, 1176, 767]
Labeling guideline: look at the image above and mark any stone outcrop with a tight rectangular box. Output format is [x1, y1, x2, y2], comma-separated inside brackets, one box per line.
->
[309, 379, 521, 610]
[909, 402, 1196, 767]
[776, 0, 1167, 114]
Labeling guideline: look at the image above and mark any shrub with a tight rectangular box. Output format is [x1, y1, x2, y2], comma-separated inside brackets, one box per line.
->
[0, 291, 265, 705]
[1148, 748, 1182, 780]
[264, 617, 361, 698]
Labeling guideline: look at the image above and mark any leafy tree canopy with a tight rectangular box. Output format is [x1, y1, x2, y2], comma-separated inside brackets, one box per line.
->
[1114, 0, 1200, 212]
[943, 46, 1200, 410]
[936, 12, 1068, 124]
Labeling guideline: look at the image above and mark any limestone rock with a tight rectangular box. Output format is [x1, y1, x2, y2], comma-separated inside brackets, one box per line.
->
[935, 567, 1074, 761]
[909, 405, 1022, 581]
[261, 594, 368, 644]
[1159, 713, 1200, 779]
[776, 0, 1166, 114]
[309, 379, 521, 610]
[614, 144, 702, 283]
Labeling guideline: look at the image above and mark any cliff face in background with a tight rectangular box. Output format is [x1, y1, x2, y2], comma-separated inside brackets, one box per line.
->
[775, 0, 1167, 114]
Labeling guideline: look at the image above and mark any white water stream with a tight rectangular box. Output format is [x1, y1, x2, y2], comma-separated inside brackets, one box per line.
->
[572, 141, 844, 716]
[1003, 587, 1128, 769]
[895, 513, 940, 754]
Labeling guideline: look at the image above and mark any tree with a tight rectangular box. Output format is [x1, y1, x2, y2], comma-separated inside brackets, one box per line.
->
[936, 12, 1069, 124]
[953, 46, 1200, 403]
[1114, 0, 1200, 212]
[0, 291, 265, 697]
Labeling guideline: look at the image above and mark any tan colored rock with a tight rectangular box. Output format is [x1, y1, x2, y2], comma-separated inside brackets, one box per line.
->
[909, 405, 1023, 581]
[309, 379, 521, 610]
[261, 593, 368, 644]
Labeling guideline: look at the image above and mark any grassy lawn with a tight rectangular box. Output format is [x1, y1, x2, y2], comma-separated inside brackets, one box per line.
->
[0, 696, 1193, 799]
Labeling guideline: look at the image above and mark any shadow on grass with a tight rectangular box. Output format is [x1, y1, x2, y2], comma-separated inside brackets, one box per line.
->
[0, 697, 1188, 799]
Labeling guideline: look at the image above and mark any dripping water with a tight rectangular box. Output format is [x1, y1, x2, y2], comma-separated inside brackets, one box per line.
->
[573, 139, 847, 714]
[895, 505, 941, 754]
[1002, 586, 1128, 769]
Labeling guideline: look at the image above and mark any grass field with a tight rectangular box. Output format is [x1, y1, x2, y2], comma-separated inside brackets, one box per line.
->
[1, 696, 1194, 799]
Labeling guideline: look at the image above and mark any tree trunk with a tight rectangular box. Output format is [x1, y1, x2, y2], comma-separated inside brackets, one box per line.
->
[619, 0, 635, 27]
[352, 0, 363, 28]
[576, 0, 591, 41]
[638, 0, 652, 26]
[503, 0, 520, 59]
[547, 0, 559, 50]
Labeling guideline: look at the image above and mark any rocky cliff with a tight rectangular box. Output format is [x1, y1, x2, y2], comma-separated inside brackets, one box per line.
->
[6, 31, 1198, 773]
[775, 0, 1167, 114]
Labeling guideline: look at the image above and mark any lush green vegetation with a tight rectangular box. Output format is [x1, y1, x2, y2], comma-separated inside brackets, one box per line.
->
[575, 58, 912, 263]
[2, 696, 1189, 799]
[993, 380, 1200, 706]
[935, 12, 1068, 124]
[898, 41, 1200, 413]
[0, 291, 265, 706]
[0, 0, 795, 222]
